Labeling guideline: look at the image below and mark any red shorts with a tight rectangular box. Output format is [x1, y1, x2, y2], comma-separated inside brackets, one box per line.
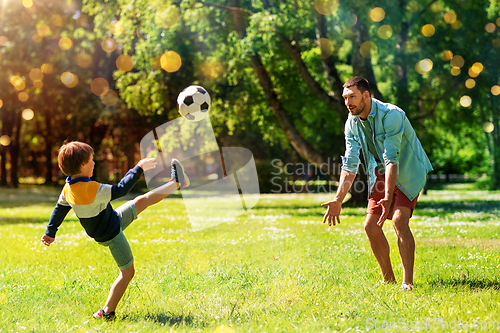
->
[367, 168, 419, 219]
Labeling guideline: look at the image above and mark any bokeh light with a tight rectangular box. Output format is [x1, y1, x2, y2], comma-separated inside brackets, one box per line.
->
[10, 76, 26, 91]
[491, 85, 500, 96]
[136, 29, 147, 40]
[109, 20, 124, 35]
[468, 63, 483, 78]
[0, 36, 8, 46]
[370, 7, 385, 22]
[451, 21, 462, 29]
[416, 59, 433, 74]
[37, 24, 51, 37]
[359, 41, 377, 59]
[199, 60, 224, 80]
[472, 62, 483, 73]
[450, 55, 464, 68]
[101, 90, 119, 106]
[22, 0, 33, 8]
[0, 135, 11, 147]
[61, 72, 79, 88]
[444, 11, 457, 24]
[41, 63, 54, 74]
[51, 14, 64, 26]
[440, 50, 453, 61]
[378, 25, 393, 39]
[18, 92, 29, 102]
[450, 66, 461, 76]
[116, 54, 134, 72]
[75, 52, 92, 68]
[22, 109, 34, 121]
[160, 51, 182, 72]
[59, 37, 73, 50]
[32, 34, 42, 43]
[0, 99, 3, 108]
[101, 38, 116, 53]
[460, 95, 471, 107]
[318, 38, 334, 58]
[431, 2, 443, 12]
[29, 68, 44, 81]
[406, 1, 418, 13]
[90, 78, 110, 96]
[155, 5, 181, 28]
[347, 14, 358, 27]
[486, 23, 496, 33]
[483, 122, 494, 133]
[465, 79, 475, 89]
[421, 24, 435, 37]
[33, 80, 43, 89]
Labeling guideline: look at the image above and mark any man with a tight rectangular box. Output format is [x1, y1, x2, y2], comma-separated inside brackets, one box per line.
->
[321, 77, 432, 290]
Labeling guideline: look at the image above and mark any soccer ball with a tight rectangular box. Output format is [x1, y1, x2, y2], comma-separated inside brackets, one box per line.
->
[177, 85, 211, 121]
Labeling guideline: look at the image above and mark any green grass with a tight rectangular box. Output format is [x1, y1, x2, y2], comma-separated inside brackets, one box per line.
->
[1, 184, 500, 332]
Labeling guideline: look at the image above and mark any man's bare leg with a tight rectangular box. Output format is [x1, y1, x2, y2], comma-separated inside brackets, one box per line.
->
[364, 213, 396, 283]
[392, 206, 414, 286]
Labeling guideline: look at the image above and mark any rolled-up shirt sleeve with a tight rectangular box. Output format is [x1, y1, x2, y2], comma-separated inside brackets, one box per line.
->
[341, 120, 362, 174]
[382, 109, 404, 165]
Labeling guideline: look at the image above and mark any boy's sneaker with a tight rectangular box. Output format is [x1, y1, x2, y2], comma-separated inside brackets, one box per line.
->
[93, 309, 116, 321]
[171, 158, 190, 189]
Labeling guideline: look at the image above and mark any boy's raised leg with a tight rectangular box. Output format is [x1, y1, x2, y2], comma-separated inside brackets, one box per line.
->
[134, 158, 190, 215]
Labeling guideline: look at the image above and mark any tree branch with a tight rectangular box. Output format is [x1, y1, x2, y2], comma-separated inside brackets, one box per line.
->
[198, 0, 253, 14]
[279, 34, 346, 120]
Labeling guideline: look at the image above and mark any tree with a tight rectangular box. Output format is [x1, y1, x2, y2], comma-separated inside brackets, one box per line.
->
[80, 0, 500, 193]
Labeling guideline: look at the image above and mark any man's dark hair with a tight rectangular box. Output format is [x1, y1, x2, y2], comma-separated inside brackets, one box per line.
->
[343, 76, 371, 95]
[58, 141, 94, 176]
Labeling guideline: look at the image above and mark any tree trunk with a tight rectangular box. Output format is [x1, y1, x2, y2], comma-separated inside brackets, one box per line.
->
[0, 106, 14, 186]
[351, 20, 384, 101]
[10, 109, 22, 188]
[314, 11, 345, 99]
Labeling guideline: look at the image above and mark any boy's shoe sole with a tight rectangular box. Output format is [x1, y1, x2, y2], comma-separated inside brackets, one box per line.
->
[172, 158, 190, 188]
[93, 309, 116, 321]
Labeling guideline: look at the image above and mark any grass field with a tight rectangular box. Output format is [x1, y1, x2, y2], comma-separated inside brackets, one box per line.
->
[1, 183, 500, 332]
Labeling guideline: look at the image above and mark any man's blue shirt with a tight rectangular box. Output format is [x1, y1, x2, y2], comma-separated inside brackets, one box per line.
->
[341, 98, 433, 200]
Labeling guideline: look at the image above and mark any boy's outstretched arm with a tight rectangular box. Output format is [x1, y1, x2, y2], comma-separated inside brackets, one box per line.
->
[42, 202, 72, 246]
[111, 158, 157, 200]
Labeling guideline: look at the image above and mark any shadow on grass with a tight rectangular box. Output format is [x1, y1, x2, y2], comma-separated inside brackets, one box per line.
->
[0, 217, 79, 225]
[126, 311, 201, 328]
[429, 277, 500, 290]
[417, 200, 500, 213]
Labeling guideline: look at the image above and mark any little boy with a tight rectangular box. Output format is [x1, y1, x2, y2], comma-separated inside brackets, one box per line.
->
[41, 141, 189, 320]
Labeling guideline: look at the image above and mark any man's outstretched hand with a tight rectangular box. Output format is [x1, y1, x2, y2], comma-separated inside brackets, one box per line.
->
[321, 200, 342, 226]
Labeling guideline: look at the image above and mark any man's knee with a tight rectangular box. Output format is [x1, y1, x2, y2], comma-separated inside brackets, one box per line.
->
[364, 215, 381, 234]
[392, 207, 412, 234]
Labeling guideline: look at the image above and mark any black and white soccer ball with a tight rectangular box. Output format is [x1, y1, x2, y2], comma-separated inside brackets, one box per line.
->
[177, 85, 211, 121]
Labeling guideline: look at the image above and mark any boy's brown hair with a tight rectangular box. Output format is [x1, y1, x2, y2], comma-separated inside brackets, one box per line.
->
[58, 141, 94, 176]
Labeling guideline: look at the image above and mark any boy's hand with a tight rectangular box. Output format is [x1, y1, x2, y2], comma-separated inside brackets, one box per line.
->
[41, 234, 55, 246]
[138, 158, 157, 171]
